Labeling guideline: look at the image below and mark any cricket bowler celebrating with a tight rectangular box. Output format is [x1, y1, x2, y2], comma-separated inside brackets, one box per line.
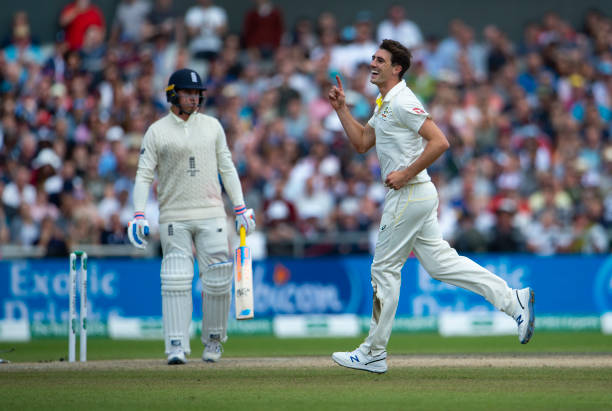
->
[128, 68, 256, 365]
[328, 40, 535, 373]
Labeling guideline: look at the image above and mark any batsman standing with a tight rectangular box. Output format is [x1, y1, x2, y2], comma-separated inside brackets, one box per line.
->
[328, 40, 535, 373]
[127, 68, 256, 365]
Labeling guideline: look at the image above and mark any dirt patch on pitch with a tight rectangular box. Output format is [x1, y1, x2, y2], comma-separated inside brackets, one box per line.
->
[2, 354, 612, 372]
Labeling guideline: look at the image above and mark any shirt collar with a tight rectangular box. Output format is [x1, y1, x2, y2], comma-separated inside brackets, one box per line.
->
[169, 110, 195, 124]
[383, 79, 406, 103]
[376, 80, 406, 109]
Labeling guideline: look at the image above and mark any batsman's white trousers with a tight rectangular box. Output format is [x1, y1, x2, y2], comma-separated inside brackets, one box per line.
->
[359, 181, 516, 357]
[159, 217, 230, 354]
[160, 217, 230, 270]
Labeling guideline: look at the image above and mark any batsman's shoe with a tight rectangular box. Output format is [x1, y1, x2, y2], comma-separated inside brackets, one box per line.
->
[167, 348, 187, 365]
[332, 348, 387, 374]
[513, 287, 535, 344]
[202, 339, 223, 362]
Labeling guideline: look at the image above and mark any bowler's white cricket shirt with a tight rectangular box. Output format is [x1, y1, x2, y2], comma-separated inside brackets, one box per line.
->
[135, 111, 244, 223]
[368, 80, 431, 184]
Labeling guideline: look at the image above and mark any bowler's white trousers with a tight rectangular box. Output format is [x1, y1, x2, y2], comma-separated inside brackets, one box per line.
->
[359, 182, 516, 356]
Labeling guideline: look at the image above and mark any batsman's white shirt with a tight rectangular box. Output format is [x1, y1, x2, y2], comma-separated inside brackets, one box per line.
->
[367, 80, 430, 184]
[134, 111, 244, 223]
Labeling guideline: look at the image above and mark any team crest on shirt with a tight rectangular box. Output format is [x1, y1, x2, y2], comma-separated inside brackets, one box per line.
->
[379, 106, 393, 121]
[186, 156, 200, 176]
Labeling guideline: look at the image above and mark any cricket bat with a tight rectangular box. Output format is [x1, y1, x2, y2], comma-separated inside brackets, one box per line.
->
[234, 226, 254, 320]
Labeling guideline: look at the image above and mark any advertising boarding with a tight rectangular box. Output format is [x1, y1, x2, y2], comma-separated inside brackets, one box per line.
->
[1, 255, 611, 337]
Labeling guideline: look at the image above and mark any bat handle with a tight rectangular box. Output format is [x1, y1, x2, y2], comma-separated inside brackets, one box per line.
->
[239, 226, 246, 247]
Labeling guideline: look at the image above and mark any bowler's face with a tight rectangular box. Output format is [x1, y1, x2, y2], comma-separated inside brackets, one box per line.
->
[370, 49, 394, 85]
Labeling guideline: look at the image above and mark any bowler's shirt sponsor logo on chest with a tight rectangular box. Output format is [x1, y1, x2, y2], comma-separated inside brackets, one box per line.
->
[380, 105, 393, 121]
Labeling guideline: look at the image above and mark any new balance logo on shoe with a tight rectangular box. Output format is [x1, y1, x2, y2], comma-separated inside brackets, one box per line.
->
[516, 315, 523, 325]
[350, 355, 360, 363]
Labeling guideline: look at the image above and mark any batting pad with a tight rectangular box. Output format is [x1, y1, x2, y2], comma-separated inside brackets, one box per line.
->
[161, 253, 194, 355]
[200, 261, 232, 343]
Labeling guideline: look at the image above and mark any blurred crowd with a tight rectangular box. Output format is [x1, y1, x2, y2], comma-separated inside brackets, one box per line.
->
[1, 0, 611, 257]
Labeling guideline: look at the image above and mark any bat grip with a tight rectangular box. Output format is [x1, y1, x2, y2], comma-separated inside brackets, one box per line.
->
[239, 226, 246, 247]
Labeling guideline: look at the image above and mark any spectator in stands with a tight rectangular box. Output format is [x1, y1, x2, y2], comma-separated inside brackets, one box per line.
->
[43, 34, 70, 82]
[101, 213, 128, 244]
[2, 165, 36, 218]
[110, 0, 152, 44]
[452, 211, 488, 253]
[289, 16, 318, 53]
[283, 94, 309, 142]
[262, 180, 299, 255]
[295, 176, 334, 230]
[143, 0, 183, 44]
[517, 51, 547, 97]
[525, 208, 562, 255]
[558, 209, 609, 254]
[36, 216, 70, 257]
[30, 186, 60, 224]
[483, 25, 513, 76]
[10, 203, 38, 246]
[331, 11, 377, 77]
[3, 11, 44, 65]
[432, 19, 487, 81]
[72, 191, 102, 245]
[185, 0, 227, 61]
[242, 0, 284, 58]
[80, 26, 107, 84]
[55, 191, 74, 238]
[15, 132, 37, 168]
[488, 199, 526, 252]
[98, 182, 121, 223]
[59, 0, 106, 51]
[310, 14, 339, 64]
[335, 188, 369, 255]
[405, 57, 437, 103]
[376, 4, 423, 50]
[316, 11, 337, 36]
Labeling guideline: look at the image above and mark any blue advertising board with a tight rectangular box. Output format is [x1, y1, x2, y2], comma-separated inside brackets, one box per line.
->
[1, 255, 611, 334]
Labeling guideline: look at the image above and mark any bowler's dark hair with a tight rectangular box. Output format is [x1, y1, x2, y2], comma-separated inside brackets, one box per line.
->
[379, 39, 412, 78]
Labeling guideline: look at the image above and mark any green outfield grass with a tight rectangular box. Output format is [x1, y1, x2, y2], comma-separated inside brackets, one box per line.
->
[1, 332, 611, 410]
[3, 367, 612, 411]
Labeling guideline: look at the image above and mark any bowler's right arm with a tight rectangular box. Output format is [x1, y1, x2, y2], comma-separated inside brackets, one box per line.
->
[328, 75, 376, 153]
